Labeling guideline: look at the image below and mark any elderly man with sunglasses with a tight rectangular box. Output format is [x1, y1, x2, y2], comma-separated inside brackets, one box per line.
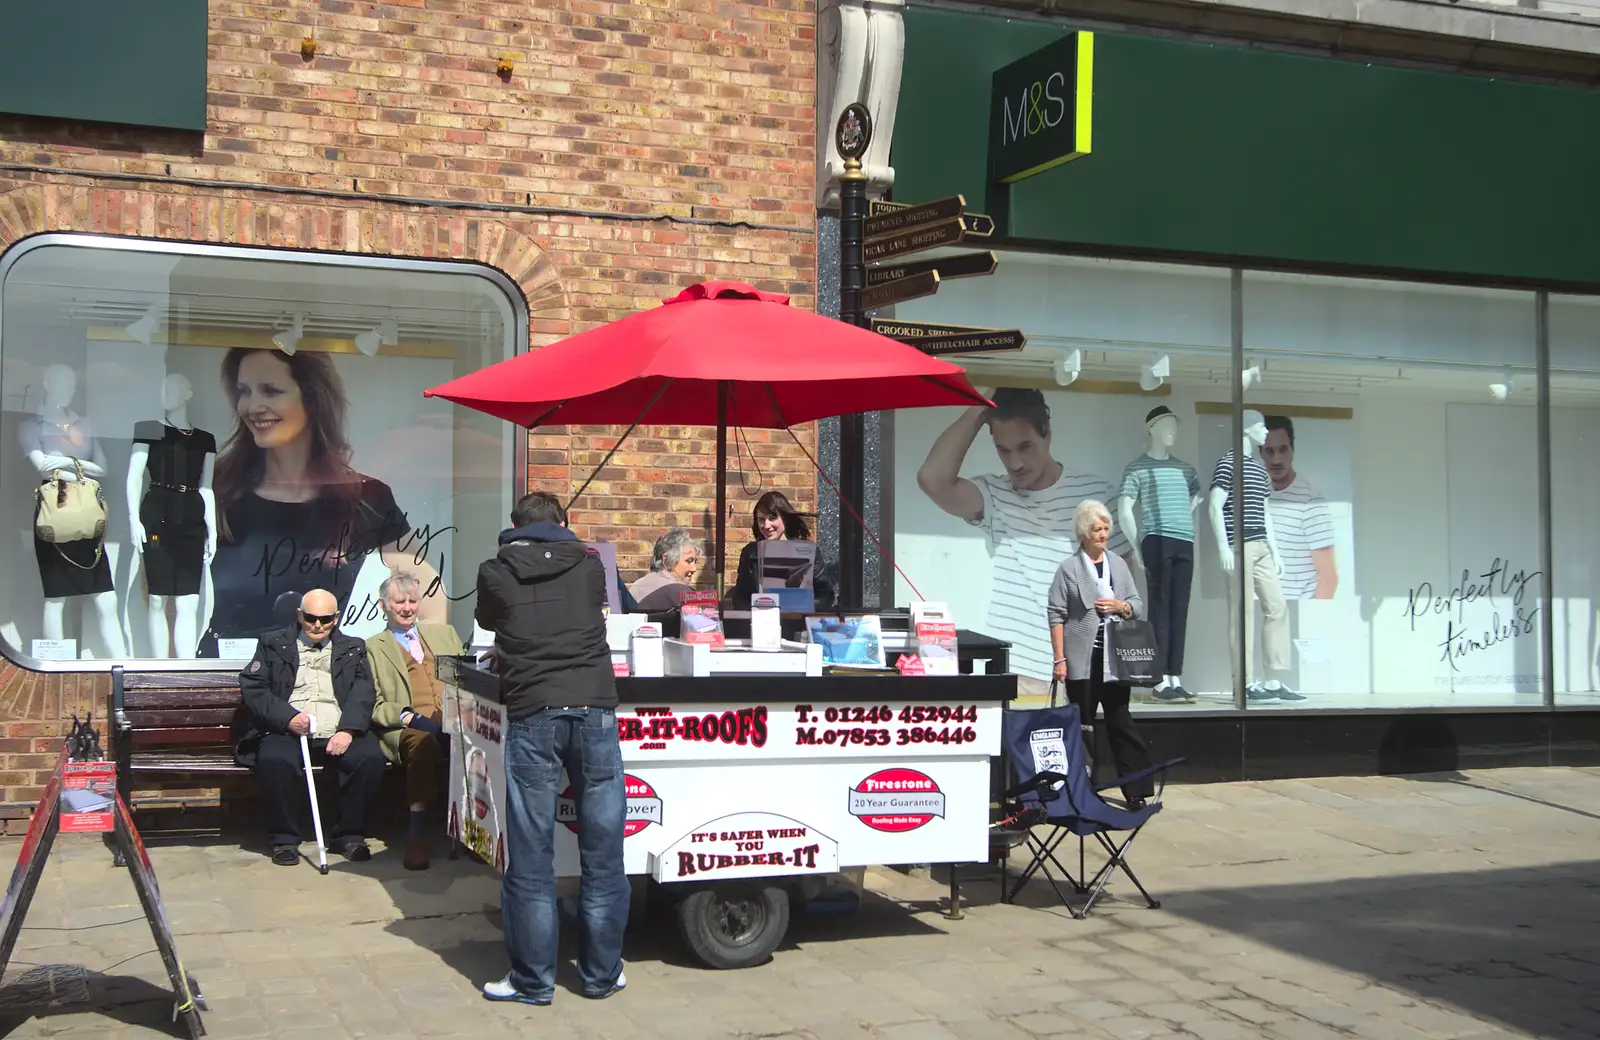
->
[235, 588, 384, 866]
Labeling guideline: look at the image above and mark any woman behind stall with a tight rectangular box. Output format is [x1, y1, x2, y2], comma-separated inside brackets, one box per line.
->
[730, 490, 836, 609]
[630, 529, 701, 612]
[201, 347, 442, 653]
[1046, 499, 1155, 808]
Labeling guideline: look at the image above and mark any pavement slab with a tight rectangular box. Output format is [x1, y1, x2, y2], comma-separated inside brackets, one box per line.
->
[0, 766, 1593, 1039]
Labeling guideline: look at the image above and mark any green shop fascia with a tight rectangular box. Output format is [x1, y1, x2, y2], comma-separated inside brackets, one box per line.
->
[894, 7, 1600, 286]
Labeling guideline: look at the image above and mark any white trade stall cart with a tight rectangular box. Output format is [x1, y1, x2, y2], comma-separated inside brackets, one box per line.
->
[440, 651, 1014, 969]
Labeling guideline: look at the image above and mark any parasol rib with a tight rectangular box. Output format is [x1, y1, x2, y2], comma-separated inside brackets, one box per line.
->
[763, 383, 925, 603]
[564, 378, 675, 512]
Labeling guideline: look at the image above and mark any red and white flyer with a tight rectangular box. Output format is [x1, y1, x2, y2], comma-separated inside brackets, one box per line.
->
[60, 761, 117, 833]
[680, 591, 725, 649]
[911, 601, 958, 676]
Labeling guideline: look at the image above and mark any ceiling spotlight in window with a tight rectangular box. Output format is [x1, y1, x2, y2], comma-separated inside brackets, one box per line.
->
[125, 304, 162, 345]
[1053, 348, 1082, 387]
[1241, 363, 1262, 391]
[354, 327, 382, 356]
[1489, 371, 1516, 401]
[271, 312, 304, 355]
[1139, 354, 1171, 392]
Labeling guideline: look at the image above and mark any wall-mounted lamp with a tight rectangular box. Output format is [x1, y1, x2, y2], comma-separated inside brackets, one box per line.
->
[301, 37, 316, 61]
[1241, 362, 1262, 391]
[125, 304, 162, 345]
[272, 312, 305, 355]
[1139, 354, 1170, 392]
[1489, 370, 1517, 401]
[497, 56, 515, 80]
[1053, 348, 1082, 387]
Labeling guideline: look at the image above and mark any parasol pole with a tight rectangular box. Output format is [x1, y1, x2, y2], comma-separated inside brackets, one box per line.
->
[715, 380, 728, 599]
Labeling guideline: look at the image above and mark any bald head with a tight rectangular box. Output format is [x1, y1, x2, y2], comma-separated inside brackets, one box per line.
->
[298, 588, 339, 641]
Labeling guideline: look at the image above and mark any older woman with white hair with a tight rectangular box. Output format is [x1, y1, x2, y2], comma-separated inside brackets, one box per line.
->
[629, 528, 702, 611]
[1046, 499, 1156, 808]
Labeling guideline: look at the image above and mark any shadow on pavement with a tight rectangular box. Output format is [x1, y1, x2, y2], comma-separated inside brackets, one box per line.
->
[0, 968, 190, 1039]
[378, 866, 948, 993]
[1164, 859, 1600, 1040]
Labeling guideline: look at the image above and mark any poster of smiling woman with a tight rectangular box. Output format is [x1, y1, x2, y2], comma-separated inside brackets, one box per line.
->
[193, 346, 452, 656]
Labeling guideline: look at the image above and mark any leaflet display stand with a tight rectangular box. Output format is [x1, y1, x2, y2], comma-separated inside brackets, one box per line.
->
[0, 728, 206, 1037]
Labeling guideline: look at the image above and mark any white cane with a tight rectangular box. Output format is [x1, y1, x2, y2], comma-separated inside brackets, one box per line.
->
[299, 719, 329, 875]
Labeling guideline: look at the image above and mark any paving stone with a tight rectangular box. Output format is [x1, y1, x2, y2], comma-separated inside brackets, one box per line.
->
[1186, 1022, 1272, 1040]
[1, 767, 1596, 1040]
[1010, 1011, 1084, 1036]
[1058, 999, 1131, 1021]
[1142, 1000, 1222, 1024]
[1089, 1015, 1181, 1040]
[1210, 998, 1291, 1024]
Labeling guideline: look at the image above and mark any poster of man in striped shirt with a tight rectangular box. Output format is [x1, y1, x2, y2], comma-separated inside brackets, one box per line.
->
[917, 388, 1126, 692]
[1262, 415, 1338, 600]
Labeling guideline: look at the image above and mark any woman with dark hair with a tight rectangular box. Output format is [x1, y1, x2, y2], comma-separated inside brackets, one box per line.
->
[201, 347, 442, 652]
[730, 490, 835, 609]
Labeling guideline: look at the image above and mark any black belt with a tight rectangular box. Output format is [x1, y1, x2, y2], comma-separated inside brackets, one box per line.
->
[150, 482, 198, 492]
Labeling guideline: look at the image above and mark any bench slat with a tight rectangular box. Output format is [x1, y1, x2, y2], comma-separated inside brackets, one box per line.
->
[128, 752, 248, 768]
[123, 690, 242, 710]
[124, 672, 242, 692]
[123, 708, 242, 727]
[131, 727, 236, 747]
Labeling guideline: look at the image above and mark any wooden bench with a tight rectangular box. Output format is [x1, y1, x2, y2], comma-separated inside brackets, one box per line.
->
[108, 667, 397, 847]
[108, 667, 252, 814]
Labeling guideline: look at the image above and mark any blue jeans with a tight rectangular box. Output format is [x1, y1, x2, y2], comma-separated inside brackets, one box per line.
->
[502, 707, 630, 999]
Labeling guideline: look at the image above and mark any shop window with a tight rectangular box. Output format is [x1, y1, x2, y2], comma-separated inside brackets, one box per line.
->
[889, 255, 1239, 708]
[0, 235, 523, 665]
[1549, 293, 1600, 705]
[1241, 272, 1540, 708]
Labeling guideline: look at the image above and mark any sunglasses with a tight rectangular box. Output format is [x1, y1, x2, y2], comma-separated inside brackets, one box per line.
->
[300, 612, 338, 625]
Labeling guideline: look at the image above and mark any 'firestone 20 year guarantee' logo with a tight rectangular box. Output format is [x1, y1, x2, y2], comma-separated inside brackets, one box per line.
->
[558, 774, 663, 838]
[848, 767, 946, 833]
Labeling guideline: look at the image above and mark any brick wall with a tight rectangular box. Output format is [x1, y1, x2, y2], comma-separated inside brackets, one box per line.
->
[0, 0, 818, 809]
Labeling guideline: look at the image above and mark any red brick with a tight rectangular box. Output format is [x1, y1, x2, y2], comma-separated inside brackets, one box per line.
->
[0, 0, 819, 809]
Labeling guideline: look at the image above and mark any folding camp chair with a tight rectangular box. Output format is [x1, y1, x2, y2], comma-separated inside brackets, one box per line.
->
[998, 704, 1182, 918]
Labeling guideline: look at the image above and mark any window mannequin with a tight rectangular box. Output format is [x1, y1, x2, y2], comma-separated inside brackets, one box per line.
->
[1119, 406, 1200, 701]
[127, 374, 218, 657]
[18, 363, 128, 657]
[1207, 409, 1298, 701]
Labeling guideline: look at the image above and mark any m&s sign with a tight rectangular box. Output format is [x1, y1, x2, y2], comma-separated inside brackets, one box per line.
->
[988, 32, 1095, 185]
[1000, 72, 1069, 148]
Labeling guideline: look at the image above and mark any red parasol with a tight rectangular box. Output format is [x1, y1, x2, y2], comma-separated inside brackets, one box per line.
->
[424, 280, 991, 593]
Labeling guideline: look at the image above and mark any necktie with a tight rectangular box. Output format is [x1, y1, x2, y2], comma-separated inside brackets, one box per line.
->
[405, 629, 423, 663]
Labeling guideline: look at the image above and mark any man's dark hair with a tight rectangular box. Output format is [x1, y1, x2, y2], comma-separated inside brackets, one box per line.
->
[987, 387, 1050, 438]
[1264, 414, 1295, 448]
[511, 491, 566, 528]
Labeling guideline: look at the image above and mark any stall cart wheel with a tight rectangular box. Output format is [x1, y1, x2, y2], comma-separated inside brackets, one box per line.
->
[676, 883, 790, 970]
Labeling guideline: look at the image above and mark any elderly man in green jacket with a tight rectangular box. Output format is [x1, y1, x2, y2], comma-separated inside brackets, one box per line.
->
[367, 572, 465, 870]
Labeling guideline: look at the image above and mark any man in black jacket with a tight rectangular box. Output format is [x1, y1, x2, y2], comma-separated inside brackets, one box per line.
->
[475, 492, 628, 1007]
[236, 588, 385, 866]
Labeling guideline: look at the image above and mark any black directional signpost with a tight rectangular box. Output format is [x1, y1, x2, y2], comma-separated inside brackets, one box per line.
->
[868, 318, 1026, 356]
[834, 106, 1029, 606]
[866, 250, 997, 288]
[859, 269, 940, 310]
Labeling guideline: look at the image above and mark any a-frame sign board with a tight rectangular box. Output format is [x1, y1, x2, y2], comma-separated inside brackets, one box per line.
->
[0, 748, 206, 1037]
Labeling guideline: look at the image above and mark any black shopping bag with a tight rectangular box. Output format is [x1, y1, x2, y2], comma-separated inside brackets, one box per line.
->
[1108, 620, 1160, 686]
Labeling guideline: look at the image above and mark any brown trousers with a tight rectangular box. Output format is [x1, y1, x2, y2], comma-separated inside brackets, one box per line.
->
[397, 727, 443, 809]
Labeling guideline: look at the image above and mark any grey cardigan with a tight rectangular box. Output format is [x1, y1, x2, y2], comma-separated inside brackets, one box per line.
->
[1046, 551, 1143, 681]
